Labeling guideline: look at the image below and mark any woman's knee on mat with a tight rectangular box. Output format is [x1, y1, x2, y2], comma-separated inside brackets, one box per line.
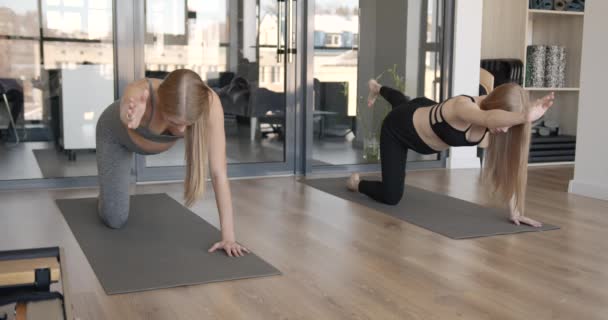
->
[98, 201, 129, 229]
[383, 188, 404, 205]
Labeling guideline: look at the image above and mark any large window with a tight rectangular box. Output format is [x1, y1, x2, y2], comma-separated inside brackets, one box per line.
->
[0, 0, 115, 180]
[311, 0, 446, 166]
[142, 0, 289, 168]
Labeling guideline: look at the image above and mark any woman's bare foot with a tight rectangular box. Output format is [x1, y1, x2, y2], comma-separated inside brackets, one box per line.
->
[367, 79, 382, 107]
[346, 173, 361, 192]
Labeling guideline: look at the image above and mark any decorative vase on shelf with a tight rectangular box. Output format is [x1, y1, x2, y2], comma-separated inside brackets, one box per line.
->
[526, 45, 547, 88]
[545, 45, 566, 88]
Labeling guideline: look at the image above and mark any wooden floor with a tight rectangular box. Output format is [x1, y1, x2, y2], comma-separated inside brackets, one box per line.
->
[1, 166, 607, 319]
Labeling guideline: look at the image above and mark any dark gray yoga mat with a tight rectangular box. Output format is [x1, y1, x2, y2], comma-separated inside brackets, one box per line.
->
[56, 193, 280, 295]
[302, 177, 559, 239]
[33, 149, 98, 178]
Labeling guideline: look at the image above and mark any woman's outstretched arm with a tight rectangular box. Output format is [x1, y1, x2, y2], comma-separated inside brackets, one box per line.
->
[455, 98, 528, 129]
[206, 92, 249, 257]
[455, 93, 555, 130]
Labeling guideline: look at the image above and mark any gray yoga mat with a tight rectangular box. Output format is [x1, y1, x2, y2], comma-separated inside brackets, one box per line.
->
[33, 149, 98, 178]
[56, 193, 280, 295]
[302, 177, 559, 239]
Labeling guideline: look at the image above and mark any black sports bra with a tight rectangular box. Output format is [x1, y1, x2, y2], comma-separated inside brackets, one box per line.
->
[133, 79, 182, 143]
[429, 95, 487, 147]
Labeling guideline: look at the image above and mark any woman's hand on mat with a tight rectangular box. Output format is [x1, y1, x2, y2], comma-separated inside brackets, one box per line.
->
[208, 240, 250, 257]
[527, 92, 555, 123]
[510, 211, 543, 228]
[125, 89, 149, 129]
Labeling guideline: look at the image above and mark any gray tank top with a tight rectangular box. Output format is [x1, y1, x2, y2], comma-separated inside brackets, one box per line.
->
[133, 79, 182, 143]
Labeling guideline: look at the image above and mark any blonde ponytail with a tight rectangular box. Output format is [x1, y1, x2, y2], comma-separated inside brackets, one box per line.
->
[483, 121, 531, 214]
[156, 69, 212, 207]
[184, 108, 209, 207]
[481, 83, 532, 214]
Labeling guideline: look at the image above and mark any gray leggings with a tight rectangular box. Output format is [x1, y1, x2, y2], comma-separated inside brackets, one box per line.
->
[96, 101, 155, 229]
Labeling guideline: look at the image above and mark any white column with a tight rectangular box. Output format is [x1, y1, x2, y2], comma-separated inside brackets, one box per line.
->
[447, 0, 483, 169]
[242, 0, 257, 62]
[228, 0, 239, 72]
[568, 0, 608, 201]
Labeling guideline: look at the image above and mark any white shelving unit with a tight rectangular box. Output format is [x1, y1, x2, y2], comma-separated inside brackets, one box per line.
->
[528, 9, 584, 16]
[523, 5, 584, 137]
[525, 87, 579, 92]
[482, 0, 585, 163]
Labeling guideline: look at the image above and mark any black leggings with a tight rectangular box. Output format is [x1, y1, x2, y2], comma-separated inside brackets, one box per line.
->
[358, 87, 437, 205]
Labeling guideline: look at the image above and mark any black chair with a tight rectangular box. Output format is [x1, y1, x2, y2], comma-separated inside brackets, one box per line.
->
[144, 70, 170, 80]
[250, 86, 286, 139]
[218, 76, 251, 117]
[480, 59, 524, 86]
[0, 78, 24, 143]
[217, 77, 286, 140]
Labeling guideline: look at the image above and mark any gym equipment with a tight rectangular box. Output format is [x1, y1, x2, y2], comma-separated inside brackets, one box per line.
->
[0, 247, 73, 320]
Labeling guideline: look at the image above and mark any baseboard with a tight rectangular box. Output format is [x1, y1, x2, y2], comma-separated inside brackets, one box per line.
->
[568, 180, 608, 201]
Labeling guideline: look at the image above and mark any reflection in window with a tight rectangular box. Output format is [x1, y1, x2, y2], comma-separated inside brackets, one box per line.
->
[0, 1, 40, 37]
[0, 0, 114, 180]
[145, 0, 228, 80]
[423, 0, 442, 102]
[0, 0, 114, 123]
[312, 0, 360, 165]
[43, 0, 113, 40]
[144, 0, 287, 166]
[312, 0, 444, 165]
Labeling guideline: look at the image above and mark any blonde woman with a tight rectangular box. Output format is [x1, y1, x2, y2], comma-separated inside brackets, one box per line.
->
[96, 69, 248, 257]
[347, 79, 554, 227]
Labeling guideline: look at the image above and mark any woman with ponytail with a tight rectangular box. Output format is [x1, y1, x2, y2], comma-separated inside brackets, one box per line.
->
[96, 69, 248, 257]
[347, 79, 554, 227]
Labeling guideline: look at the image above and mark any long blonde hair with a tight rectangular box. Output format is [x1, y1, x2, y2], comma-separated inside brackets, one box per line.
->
[157, 69, 212, 207]
[481, 83, 531, 214]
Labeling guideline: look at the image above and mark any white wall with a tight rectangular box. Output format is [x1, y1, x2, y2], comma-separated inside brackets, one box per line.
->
[228, 0, 238, 71]
[569, 0, 608, 201]
[242, 0, 257, 62]
[447, 0, 483, 169]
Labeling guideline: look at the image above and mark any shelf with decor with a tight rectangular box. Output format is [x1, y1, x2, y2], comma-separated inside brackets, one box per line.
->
[481, 0, 585, 164]
[528, 9, 584, 16]
[524, 87, 579, 92]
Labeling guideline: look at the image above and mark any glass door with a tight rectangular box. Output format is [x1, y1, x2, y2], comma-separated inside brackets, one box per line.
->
[306, 0, 451, 171]
[136, 0, 298, 181]
[0, 0, 115, 183]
